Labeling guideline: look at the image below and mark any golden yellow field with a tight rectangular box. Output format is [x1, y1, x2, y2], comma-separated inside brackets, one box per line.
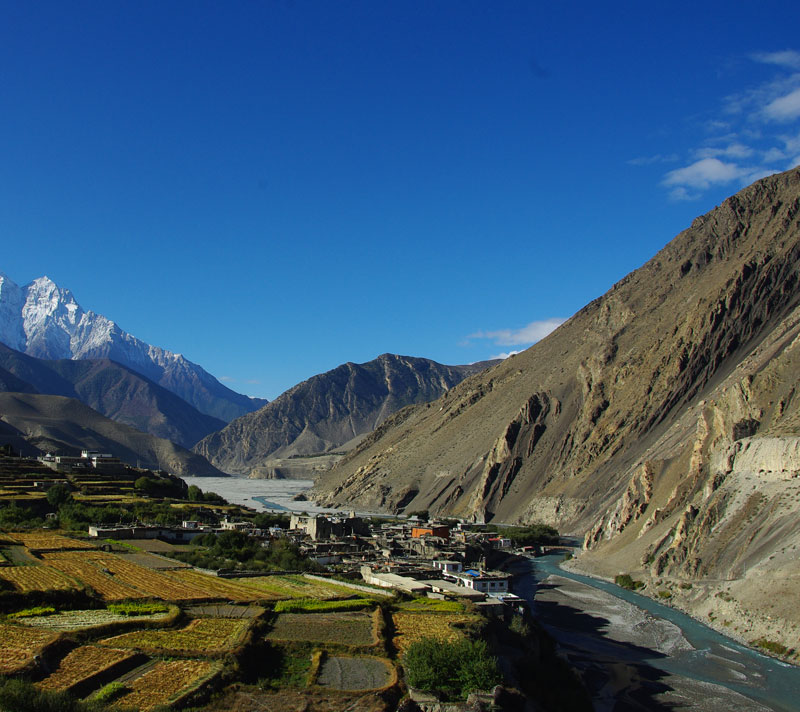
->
[164, 569, 265, 601]
[114, 659, 217, 711]
[391, 611, 479, 654]
[230, 574, 359, 600]
[0, 564, 81, 593]
[0, 623, 60, 674]
[40, 552, 148, 600]
[37, 646, 138, 691]
[6, 532, 97, 551]
[99, 617, 250, 654]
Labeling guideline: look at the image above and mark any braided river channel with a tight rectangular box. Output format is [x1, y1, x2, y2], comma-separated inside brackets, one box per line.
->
[513, 554, 800, 712]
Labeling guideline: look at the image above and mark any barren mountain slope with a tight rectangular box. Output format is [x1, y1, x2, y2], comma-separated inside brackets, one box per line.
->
[0, 392, 224, 476]
[314, 168, 800, 527]
[195, 354, 496, 476]
[0, 343, 225, 447]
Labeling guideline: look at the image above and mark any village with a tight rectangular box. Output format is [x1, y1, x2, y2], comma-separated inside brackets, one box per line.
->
[88, 508, 567, 616]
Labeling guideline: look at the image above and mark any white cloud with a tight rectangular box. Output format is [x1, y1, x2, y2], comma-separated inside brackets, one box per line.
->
[763, 87, 800, 122]
[220, 376, 235, 382]
[469, 318, 565, 347]
[663, 158, 745, 190]
[751, 50, 800, 70]
[789, 155, 800, 169]
[627, 153, 678, 166]
[695, 143, 754, 160]
[762, 146, 786, 162]
[655, 50, 800, 201]
[490, 350, 522, 360]
[667, 186, 701, 202]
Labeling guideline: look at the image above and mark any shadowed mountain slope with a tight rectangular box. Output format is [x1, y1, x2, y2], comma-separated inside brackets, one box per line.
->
[0, 392, 224, 476]
[194, 354, 497, 476]
[0, 343, 225, 448]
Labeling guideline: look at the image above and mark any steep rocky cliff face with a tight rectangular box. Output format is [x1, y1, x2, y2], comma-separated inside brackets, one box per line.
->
[194, 354, 495, 476]
[316, 168, 800, 523]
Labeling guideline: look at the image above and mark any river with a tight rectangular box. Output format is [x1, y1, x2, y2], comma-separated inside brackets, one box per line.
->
[514, 555, 800, 712]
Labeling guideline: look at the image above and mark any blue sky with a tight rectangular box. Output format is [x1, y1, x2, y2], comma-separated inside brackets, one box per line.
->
[2, 1, 800, 400]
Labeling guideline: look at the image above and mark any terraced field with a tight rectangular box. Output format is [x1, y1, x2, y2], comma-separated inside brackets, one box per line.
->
[99, 617, 251, 655]
[229, 574, 362, 600]
[267, 610, 380, 647]
[316, 655, 395, 691]
[0, 622, 60, 674]
[113, 659, 220, 711]
[391, 611, 480, 654]
[0, 564, 82, 593]
[37, 646, 140, 692]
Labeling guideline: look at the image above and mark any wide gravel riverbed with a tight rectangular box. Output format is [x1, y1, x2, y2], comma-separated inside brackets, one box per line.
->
[511, 556, 800, 712]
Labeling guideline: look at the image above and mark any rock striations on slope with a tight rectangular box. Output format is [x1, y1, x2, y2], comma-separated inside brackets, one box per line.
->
[313, 167, 800, 650]
[0, 273, 266, 422]
[194, 353, 496, 477]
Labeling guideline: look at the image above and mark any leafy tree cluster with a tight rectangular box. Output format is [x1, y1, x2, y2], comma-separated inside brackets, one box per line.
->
[488, 523, 560, 546]
[171, 530, 319, 572]
[0, 502, 45, 529]
[133, 475, 185, 499]
[186, 484, 227, 504]
[402, 637, 501, 701]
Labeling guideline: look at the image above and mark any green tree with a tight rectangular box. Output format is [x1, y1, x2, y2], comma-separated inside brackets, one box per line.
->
[403, 637, 501, 701]
[187, 484, 203, 501]
[46, 483, 73, 508]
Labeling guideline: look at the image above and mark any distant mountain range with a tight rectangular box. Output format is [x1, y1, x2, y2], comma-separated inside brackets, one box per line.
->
[0, 273, 266, 422]
[194, 353, 498, 476]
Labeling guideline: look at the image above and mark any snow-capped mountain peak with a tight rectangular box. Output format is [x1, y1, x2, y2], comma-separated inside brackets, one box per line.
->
[0, 271, 266, 421]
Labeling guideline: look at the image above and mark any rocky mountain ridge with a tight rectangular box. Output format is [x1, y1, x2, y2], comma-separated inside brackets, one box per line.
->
[194, 353, 497, 477]
[312, 167, 800, 651]
[0, 273, 266, 422]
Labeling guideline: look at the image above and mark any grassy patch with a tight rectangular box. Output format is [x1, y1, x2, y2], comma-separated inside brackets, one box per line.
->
[8, 605, 56, 619]
[273, 598, 373, 614]
[396, 598, 465, 613]
[107, 602, 170, 616]
[753, 638, 791, 656]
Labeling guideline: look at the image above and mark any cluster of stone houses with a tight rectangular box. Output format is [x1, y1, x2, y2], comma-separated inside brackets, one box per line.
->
[39, 450, 128, 474]
[288, 512, 523, 610]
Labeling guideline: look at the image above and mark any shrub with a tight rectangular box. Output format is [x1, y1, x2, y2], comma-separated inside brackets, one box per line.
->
[0, 678, 104, 712]
[403, 637, 501, 701]
[614, 574, 645, 591]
